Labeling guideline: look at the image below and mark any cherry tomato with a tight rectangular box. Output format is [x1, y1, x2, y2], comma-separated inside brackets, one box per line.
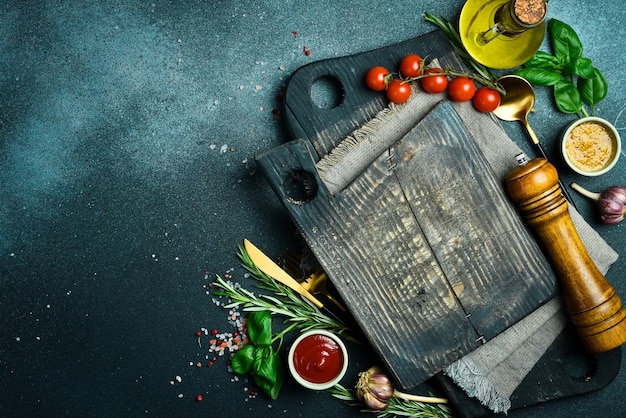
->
[386, 80, 412, 104]
[399, 54, 423, 78]
[472, 86, 501, 113]
[421, 68, 448, 94]
[448, 76, 476, 102]
[365, 66, 390, 91]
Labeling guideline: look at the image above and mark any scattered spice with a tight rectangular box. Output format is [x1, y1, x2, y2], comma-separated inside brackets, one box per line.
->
[303, 45, 311, 56]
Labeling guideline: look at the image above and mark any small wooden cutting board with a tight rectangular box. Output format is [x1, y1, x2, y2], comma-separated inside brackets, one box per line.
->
[256, 100, 557, 389]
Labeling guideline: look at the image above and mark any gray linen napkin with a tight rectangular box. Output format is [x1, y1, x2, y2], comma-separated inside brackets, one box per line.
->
[445, 102, 619, 414]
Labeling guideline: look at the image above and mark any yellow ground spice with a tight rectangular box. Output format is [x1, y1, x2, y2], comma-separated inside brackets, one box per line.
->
[565, 121, 614, 172]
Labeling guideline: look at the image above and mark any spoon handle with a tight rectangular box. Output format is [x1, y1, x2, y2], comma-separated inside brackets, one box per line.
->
[524, 121, 578, 210]
[524, 120, 540, 145]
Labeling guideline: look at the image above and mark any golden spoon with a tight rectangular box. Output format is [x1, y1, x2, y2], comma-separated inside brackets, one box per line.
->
[493, 75, 576, 207]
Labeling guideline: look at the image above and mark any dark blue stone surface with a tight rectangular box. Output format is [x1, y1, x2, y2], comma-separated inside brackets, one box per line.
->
[1, 1, 624, 416]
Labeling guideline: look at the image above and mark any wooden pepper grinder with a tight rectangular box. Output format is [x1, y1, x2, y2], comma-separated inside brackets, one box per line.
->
[505, 155, 626, 353]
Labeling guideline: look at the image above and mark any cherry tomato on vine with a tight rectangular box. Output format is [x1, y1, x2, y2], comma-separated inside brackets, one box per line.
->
[448, 76, 476, 102]
[386, 79, 412, 104]
[472, 86, 501, 113]
[365, 66, 390, 91]
[421, 68, 448, 94]
[399, 54, 423, 78]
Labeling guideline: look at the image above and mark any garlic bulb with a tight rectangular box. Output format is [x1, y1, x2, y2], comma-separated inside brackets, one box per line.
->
[571, 184, 626, 224]
[354, 366, 448, 411]
[355, 366, 392, 410]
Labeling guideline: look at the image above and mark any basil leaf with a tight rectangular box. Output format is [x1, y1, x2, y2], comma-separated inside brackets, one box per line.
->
[578, 67, 608, 105]
[252, 350, 284, 399]
[554, 79, 582, 114]
[549, 19, 583, 64]
[571, 57, 595, 79]
[247, 310, 272, 346]
[230, 344, 256, 374]
[525, 51, 561, 70]
[514, 68, 562, 86]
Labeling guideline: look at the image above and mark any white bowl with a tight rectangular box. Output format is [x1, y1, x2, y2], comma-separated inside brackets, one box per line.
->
[287, 329, 348, 390]
[561, 116, 621, 176]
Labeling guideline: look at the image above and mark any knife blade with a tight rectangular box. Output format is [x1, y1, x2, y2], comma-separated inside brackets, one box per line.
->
[243, 239, 346, 325]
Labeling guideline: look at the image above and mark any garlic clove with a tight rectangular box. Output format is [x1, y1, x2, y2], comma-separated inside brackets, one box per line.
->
[361, 390, 389, 411]
[367, 373, 394, 401]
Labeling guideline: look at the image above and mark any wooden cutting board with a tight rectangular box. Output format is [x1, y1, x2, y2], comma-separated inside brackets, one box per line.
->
[257, 99, 556, 388]
[256, 29, 620, 408]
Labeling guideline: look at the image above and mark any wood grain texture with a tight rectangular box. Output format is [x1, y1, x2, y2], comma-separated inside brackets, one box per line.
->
[392, 103, 556, 340]
[256, 102, 556, 388]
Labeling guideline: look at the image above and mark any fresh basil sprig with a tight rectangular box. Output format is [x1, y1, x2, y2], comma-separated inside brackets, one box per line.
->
[230, 310, 287, 399]
[515, 19, 608, 118]
[212, 245, 354, 400]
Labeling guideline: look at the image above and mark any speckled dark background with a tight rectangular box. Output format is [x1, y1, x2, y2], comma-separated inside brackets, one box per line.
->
[1, 1, 624, 417]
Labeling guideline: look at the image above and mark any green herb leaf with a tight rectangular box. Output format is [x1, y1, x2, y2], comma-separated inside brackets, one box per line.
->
[525, 51, 561, 70]
[554, 79, 582, 114]
[549, 19, 583, 64]
[579, 67, 608, 105]
[571, 57, 595, 79]
[247, 310, 272, 346]
[231, 344, 256, 374]
[252, 350, 284, 399]
[515, 68, 562, 86]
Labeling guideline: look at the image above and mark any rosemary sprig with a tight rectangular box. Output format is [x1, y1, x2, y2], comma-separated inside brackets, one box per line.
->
[424, 12, 496, 82]
[329, 384, 453, 418]
[211, 245, 354, 341]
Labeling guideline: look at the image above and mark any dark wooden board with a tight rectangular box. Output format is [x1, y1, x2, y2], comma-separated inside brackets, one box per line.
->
[261, 29, 621, 413]
[256, 102, 556, 389]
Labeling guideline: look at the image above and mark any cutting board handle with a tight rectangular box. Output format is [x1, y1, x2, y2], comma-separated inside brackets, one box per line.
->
[505, 157, 626, 353]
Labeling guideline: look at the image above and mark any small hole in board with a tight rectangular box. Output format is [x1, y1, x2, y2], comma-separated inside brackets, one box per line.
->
[564, 351, 598, 383]
[284, 169, 318, 205]
[310, 75, 344, 109]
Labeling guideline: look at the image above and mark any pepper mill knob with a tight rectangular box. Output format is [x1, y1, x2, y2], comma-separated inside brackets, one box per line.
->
[505, 157, 626, 353]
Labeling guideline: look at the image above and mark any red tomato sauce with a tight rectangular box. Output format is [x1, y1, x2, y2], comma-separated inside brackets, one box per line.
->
[292, 334, 344, 384]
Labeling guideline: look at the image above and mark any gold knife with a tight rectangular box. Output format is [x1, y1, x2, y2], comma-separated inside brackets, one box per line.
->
[243, 239, 346, 324]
